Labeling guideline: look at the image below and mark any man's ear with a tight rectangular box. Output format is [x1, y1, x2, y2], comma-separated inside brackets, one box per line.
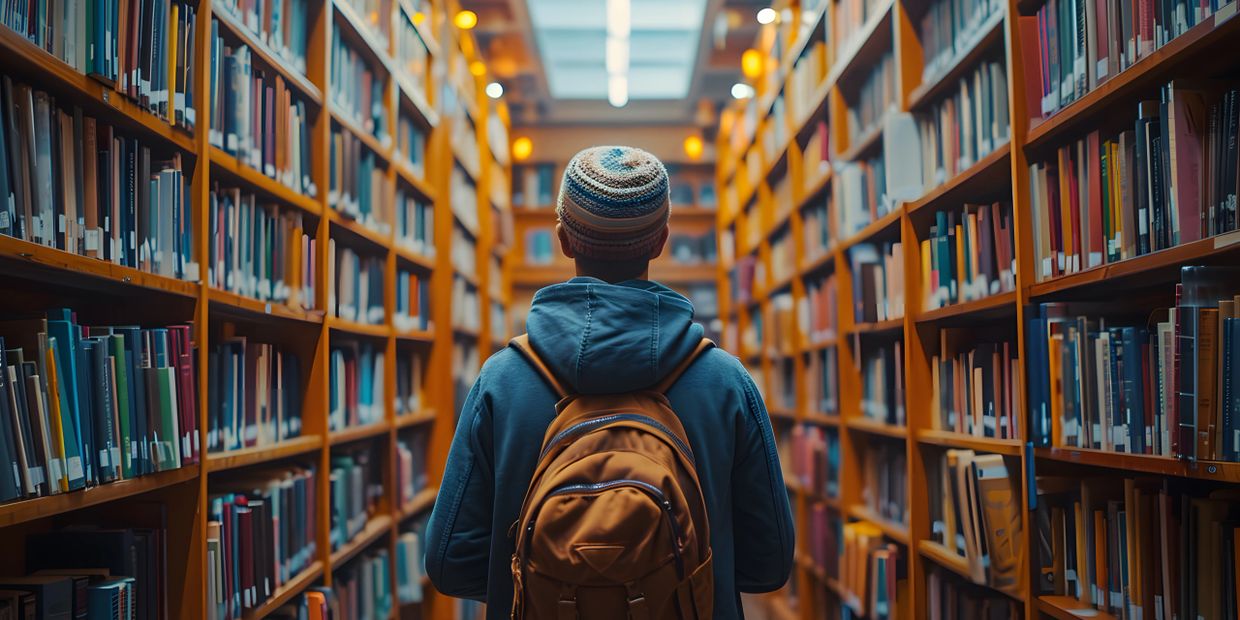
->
[649, 224, 669, 260]
[556, 223, 576, 259]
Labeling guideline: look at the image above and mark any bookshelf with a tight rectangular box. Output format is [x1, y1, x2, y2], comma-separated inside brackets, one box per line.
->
[717, 0, 1240, 618]
[0, 0, 511, 618]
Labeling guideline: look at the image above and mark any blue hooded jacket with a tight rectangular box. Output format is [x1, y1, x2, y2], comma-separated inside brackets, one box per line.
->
[425, 277, 795, 618]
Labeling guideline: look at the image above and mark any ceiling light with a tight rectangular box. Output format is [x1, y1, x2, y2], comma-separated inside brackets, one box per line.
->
[683, 135, 704, 160]
[512, 137, 533, 161]
[741, 48, 763, 78]
[412, 11, 426, 25]
[486, 82, 504, 99]
[606, 37, 629, 74]
[608, 75, 629, 107]
[606, 0, 631, 38]
[756, 7, 776, 24]
[454, 10, 477, 30]
[731, 83, 755, 99]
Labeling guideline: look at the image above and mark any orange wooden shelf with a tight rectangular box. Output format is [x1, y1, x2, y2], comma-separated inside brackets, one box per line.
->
[205, 435, 324, 474]
[394, 73, 440, 129]
[836, 118, 885, 163]
[1034, 447, 1240, 483]
[395, 409, 437, 429]
[906, 10, 1007, 111]
[846, 504, 909, 545]
[329, 317, 392, 339]
[1036, 595, 1120, 620]
[0, 466, 199, 528]
[393, 246, 436, 272]
[769, 407, 798, 422]
[332, 0, 396, 73]
[0, 235, 200, 298]
[914, 290, 1017, 324]
[804, 412, 841, 427]
[800, 251, 835, 277]
[917, 540, 975, 583]
[845, 416, 908, 440]
[905, 142, 1012, 218]
[849, 318, 904, 335]
[802, 337, 839, 353]
[208, 287, 326, 325]
[394, 328, 435, 344]
[394, 160, 437, 201]
[209, 146, 322, 215]
[243, 560, 325, 620]
[797, 170, 833, 211]
[916, 429, 1023, 456]
[329, 421, 391, 446]
[212, 6, 322, 106]
[838, 207, 903, 252]
[397, 487, 438, 521]
[330, 109, 393, 165]
[330, 514, 394, 568]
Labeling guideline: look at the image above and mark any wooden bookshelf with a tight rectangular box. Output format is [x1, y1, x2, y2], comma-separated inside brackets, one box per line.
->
[0, 1, 513, 618]
[715, 0, 1240, 616]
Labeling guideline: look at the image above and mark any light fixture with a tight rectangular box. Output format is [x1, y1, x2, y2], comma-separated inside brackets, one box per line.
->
[756, 7, 776, 24]
[512, 137, 533, 161]
[485, 82, 504, 99]
[606, 0, 631, 37]
[741, 48, 763, 79]
[469, 60, 487, 77]
[453, 10, 477, 30]
[605, 37, 629, 75]
[731, 83, 755, 99]
[412, 11, 426, 25]
[608, 75, 629, 107]
[683, 135, 704, 160]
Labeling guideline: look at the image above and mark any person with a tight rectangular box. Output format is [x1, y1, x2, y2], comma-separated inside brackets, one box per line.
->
[425, 145, 795, 618]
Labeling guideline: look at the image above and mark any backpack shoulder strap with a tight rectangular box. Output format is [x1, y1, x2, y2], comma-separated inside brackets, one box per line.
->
[652, 338, 715, 394]
[509, 334, 569, 398]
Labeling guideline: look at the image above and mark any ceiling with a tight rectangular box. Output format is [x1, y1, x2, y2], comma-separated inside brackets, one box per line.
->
[461, 0, 766, 128]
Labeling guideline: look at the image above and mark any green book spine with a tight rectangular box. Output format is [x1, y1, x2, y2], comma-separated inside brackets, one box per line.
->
[156, 367, 181, 470]
[108, 335, 134, 479]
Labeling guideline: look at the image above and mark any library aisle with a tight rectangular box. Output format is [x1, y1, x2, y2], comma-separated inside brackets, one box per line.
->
[1, 0, 1239, 618]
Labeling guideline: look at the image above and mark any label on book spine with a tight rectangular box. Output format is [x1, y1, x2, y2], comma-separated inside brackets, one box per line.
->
[65, 455, 83, 480]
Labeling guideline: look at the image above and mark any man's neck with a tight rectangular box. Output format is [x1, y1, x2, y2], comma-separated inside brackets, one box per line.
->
[574, 263, 649, 284]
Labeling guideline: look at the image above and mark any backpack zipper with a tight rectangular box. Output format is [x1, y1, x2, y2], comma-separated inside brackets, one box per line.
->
[539, 413, 695, 465]
[526, 479, 686, 579]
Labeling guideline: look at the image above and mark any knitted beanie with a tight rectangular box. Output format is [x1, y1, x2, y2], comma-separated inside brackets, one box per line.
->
[556, 145, 671, 261]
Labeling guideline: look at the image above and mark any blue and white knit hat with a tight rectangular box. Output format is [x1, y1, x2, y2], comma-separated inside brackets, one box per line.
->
[556, 146, 671, 261]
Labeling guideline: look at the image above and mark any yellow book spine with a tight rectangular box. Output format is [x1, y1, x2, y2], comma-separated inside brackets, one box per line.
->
[43, 346, 68, 493]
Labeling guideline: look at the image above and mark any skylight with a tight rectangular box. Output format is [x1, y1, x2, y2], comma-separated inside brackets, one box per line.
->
[527, 0, 708, 103]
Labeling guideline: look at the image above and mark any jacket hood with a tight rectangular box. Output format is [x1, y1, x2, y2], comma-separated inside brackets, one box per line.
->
[525, 277, 705, 395]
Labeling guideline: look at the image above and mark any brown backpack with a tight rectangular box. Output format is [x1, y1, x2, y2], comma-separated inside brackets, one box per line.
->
[507, 335, 715, 620]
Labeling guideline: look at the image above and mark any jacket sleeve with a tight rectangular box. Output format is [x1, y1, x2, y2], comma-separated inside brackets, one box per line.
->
[424, 379, 494, 600]
[731, 371, 796, 592]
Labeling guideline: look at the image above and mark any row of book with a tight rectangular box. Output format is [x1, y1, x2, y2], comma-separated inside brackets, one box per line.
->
[395, 188, 434, 259]
[772, 171, 795, 228]
[209, 25, 315, 198]
[215, 0, 310, 77]
[395, 113, 427, 179]
[771, 356, 796, 410]
[834, 155, 890, 240]
[1035, 474, 1240, 620]
[731, 255, 760, 307]
[767, 293, 797, 359]
[831, 0, 887, 63]
[1020, 0, 1237, 120]
[839, 520, 902, 619]
[329, 447, 383, 550]
[332, 546, 394, 619]
[1027, 81, 1240, 281]
[759, 97, 789, 169]
[803, 118, 831, 188]
[927, 449, 1023, 595]
[395, 530, 426, 604]
[801, 273, 839, 346]
[513, 163, 555, 207]
[1026, 266, 1240, 461]
[452, 277, 481, 334]
[340, 0, 392, 48]
[396, 4, 431, 104]
[862, 441, 907, 524]
[850, 241, 905, 324]
[791, 423, 840, 499]
[396, 430, 428, 506]
[205, 335, 303, 454]
[807, 503, 840, 580]
[861, 338, 905, 427]
[394, 350, 425, 418]
[329, 241, 385, 326]
[451, 342, 479, 419]
[847, 52, 895, 144]
[808, 347, 839, 416]
[917, 0, 1004, 83]
[926, 567, 1019, 619]
[788, 39, 828, 123]
[802, 189, 833, 265]
[450, 166, 479, 234]
[328, 342, 385, 432]
[931, 334, 1021, 440]
[914, 59, 1010, 194]
[668, 230, 717, 265]
[920, 203, 1017, 311]
[667, 170, 717, 209]
[394, 269, 430, 333]
[330, 128, 392, 236]
[330, 29, 387, 142]
[0, 310, 197, 504]
[207, 464, 317, 620]
[207, 185, 318, 310]
[0, 75, 195, 279]
[450, 225, 477, 278]
[770, 231, 795, 284]
[2, 0, 198, 127]
[523, 227, 556, 265]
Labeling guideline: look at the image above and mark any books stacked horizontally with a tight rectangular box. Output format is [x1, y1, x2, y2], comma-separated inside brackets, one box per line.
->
[330, 128, 392, 236]
[927, 449, 1023, 596]
[329, 448, 383, 550]
[330, 29, 387, 143]
[0, 74, 195, 279]
[1020, 0, 1237, 120]
[1, 0, 199, 127]
[329, 241, 385, 326]
[839, 521, 902, 618]
[208, 186, 318, 309]
[931, 332, 1021, 440]
[207, 465, 317, 620]
[792, 423, 840, 499]
[394, 269, 429, 333]
[329, 341, 385, 432]
[209, 25, 315, 197]
[1027, 81, 1240, 282]
[1034, 475, 1240, 620]
[850, 242, 905, 323]
[332, 546, 394, 619]
[920, 203, 1016, 311]
[0, 310, 197, 503]
[206, 335, 303, 454]
[914, 59, 1009, 192]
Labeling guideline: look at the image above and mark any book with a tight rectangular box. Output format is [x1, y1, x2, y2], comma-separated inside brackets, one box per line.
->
[395, 429, 429, 509]
[331, 546, 394, 619]
[329, 448, 382, 550]
[849, 242, 905, 323]
[395, 188, 435, 258]
[862, 441, 907, 524]
[807, 346, 840, 417]
[791, 423, 840, 499]
[206, 333, 303, 454]
[207, 185, 317, 310]
[921, 202, 1017, 311]
[931, 332, 1021, 440]
[214, 0, 311, 76]
[914, 59, 1010, 193]
[330, 28, 388, 144]
[394, 269, 430, 333]
[800, 272, 839, 346]
[928, 450, 1024, 595]
[834, 154, 890, 239]
[396, 5, 431, 105]
[395, 113, 427, 179]
[394, 349, 426, 419]
[802, 186, 834, 266]
[26, 523, 168, 620]
[329, 128, 392, 235]
[329, 240, 386, 326]
[329, 341, 385, 432]
[451, 275, 482, 334]
[926, 566, 1020, 619]
[512, 163, 555, 208]
[395, 531, 425, 604]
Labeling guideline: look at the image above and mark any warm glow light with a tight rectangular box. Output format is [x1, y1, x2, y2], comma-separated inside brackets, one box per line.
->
[412, 11, 426, 25]
[469, 61, 487, 77]
[756, 7, 776, 24]
[683, 135, 704, 160]
[485, 82, 504, 99]
[741, 48, 763, 78]
[512, 137, 533, 161]
[731, 83, 755, 99]
[454, 10, 477, 29]
[608, 75, 629, 107]
[606, 0, 631, 38]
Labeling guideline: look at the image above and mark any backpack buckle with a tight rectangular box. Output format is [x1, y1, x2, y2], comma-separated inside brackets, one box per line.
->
[556, 586, 578, 620]
[625, 582, 652, 620]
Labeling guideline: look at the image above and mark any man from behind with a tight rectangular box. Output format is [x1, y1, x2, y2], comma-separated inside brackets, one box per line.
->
[425, 145, 794, 618]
